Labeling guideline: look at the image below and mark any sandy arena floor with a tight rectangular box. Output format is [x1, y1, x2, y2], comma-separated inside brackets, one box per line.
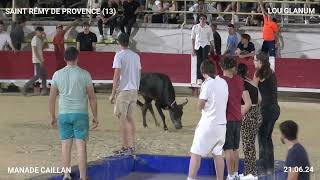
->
[0, 93, 319, 179]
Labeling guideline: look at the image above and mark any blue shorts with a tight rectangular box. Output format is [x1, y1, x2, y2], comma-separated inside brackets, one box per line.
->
[58, 113, 89, 140]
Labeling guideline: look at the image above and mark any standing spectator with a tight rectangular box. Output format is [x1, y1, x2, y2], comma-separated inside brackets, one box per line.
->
[189, 0, 217, 24]
[237, 63, 262, 179]
[121, 0, 140, 36]
[98, 0, 119, 41]
[22, 27, 49, 96]
[49, 47, 98, 180]
[210, 23, 221, 56]
[253, 52, 281, 174]
[258, 0, 279, 60]
[10, 16, 26, 50]
[76, 22, 97, 51]
[191, 14, 214, 83]
[235, 34, 255, 59]
[109, 33, 141, 155]
[220, 56, 251, 180]
[53, 20, 78, 71]
[223, 24, 238, 56]
[0, 20, 16, 91]
[273, 18, 284, 57]
[0, 20, 16, 51]
[188, 61, 228, 180]
[280, 120, 311, 180]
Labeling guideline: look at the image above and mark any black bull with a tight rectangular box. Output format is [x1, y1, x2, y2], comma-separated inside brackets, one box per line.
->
[137, 73, 188, 130]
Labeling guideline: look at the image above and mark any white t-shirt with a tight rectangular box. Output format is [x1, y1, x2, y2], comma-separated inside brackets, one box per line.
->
[191, 24, 214, 50]
[112, 49, 141, 91]
[0, 32, 12, 50]
[199, 76, 229, 126]
[31, 36, 44, 63]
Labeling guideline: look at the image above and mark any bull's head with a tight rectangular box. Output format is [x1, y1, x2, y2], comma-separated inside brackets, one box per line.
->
[169, 98, 188, 129]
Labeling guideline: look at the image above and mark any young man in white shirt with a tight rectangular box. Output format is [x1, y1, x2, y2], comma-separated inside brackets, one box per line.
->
[23, 26, 49, 96]
[191, 14, 214, 83]
[188, 60, 229, 180]
[109, 33, 141, 155]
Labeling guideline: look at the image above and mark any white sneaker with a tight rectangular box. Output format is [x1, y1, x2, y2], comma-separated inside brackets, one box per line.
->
[240, 174, 258, 180]
[99, 35, 104, 42]
[226, 176, 235, 180]
[305, 19, 309, 24]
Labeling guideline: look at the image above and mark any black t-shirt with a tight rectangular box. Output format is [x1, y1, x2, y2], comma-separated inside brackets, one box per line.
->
[123, 0, 140, 18]
[285, 143, 310, 180]
[241, 80, 258, 105]
[258, 72, 278, 107]
[237, 42, 255, 55]
[76, 32, 97, 51]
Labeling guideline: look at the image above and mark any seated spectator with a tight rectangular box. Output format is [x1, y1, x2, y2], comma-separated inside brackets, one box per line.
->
[236, 34, 255, 59]
[0, 20, 16, 51]
[121, 0, 140, 36]
[164, 1, 179, 24]
[189, 0, 216, 24]
[98, 0, 120, 41]
[76, 22, 97, 51]
[10, 16, 26, 50]
[144, 0, 165, 23]
[87, 0, 101, 23]
[213, 2, 238, 22]
[245, 2, 266, 26]
[223, 24, 238, 56]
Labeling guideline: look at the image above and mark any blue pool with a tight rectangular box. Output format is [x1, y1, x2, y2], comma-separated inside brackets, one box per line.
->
[33, 154, 286, 180]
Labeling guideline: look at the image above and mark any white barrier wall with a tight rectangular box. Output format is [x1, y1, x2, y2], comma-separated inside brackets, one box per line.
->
[17, 23, 320, 59]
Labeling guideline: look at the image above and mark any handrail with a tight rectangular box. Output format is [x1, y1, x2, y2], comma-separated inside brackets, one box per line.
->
[158, 0, 319, 4]
[141, 10, 320, 17]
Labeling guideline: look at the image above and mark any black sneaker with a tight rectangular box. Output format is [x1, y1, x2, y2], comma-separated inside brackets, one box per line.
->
[112, 147, 128, 154]
[120, 147, 135, 156]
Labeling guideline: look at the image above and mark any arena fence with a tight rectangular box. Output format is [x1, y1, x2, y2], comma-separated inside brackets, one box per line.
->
[0, 51, 320, 93]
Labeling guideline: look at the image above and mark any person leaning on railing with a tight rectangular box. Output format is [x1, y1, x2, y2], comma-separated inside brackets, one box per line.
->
[121, 0, 140, 36]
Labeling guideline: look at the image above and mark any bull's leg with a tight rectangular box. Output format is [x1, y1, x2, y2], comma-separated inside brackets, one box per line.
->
[155, 102, 168, 131]
[142, 97, 153, 128]
[142, 103, 148, 128]
[147, 104, 160, 127]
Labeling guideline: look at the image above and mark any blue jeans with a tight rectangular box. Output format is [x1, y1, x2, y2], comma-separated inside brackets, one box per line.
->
[262, 40, 276, 57]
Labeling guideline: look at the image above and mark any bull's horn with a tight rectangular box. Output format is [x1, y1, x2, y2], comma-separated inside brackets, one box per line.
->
[180, 98, 188, 107]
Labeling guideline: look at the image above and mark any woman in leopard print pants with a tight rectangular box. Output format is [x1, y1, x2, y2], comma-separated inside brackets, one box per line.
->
[238, 63, 262, 177]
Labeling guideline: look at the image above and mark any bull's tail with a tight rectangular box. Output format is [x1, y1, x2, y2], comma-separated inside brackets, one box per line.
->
[137, 100, 144, 107]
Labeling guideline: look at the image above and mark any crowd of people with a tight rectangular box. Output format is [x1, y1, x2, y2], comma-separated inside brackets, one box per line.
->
[187, 1, 311, 180]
